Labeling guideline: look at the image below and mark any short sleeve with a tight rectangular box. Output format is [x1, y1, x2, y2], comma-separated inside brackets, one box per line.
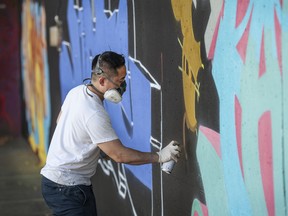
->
[86, 111, 118, 144]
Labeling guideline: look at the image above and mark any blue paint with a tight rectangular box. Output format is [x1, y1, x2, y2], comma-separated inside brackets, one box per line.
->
[59, 0, 153, 189]
[105, 60, 153, 189]
[212, 0, 252, 215]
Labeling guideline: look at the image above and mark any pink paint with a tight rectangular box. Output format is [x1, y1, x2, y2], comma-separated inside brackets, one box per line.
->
[200, 203, 209, 216]
[258, 111, 275, 216]
[208, 1, 224, 59]
[192, 202, 209, 216]
[199, 126, 221, 158]
[274, 8, 282, 76]
[235, 96, 244, 178]
[259, 28, 266, 78]
[236, 6, 253, 63]
[236, 0, 250, 28]
[279, 0, 283, 8]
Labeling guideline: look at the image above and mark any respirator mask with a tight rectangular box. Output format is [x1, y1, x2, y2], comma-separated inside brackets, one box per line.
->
[103, 80, 126, 103]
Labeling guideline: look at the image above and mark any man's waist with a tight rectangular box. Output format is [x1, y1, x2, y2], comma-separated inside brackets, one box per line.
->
[40, 167, 91, 186]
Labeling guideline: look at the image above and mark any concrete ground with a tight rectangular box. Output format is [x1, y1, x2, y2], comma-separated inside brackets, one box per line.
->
[0, 137, 52, 216]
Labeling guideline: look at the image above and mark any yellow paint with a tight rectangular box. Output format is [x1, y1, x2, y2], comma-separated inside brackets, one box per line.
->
[172, 0, 203, 132]
[22, 1, 48, 165]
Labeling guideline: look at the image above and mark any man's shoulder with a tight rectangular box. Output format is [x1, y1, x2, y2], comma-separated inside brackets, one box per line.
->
[65, 85, 85, 99]
[70, 85, 84, 92]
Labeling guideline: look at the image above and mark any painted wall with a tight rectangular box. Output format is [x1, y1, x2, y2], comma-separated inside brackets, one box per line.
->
[21, 0, 51, 162]
[21, 0, 288, 215]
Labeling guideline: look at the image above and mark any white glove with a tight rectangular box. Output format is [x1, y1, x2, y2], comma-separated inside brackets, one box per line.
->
[157, 140, 181, 163]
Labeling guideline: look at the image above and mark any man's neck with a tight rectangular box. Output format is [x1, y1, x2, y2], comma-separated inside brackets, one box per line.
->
[88, 84, 104, 101]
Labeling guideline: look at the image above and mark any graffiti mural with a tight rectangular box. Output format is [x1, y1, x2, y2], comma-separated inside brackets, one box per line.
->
[197, 0, 288, 216]
[57, 0, 162, 215]
[21, 0, 51, 164]
[20, 0, 288, 215]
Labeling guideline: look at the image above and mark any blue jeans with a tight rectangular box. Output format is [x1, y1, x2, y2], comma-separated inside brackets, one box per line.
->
[41, 176, 97, 216]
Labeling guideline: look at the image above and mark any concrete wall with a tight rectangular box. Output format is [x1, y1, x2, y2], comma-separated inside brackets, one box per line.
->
[21, 0, 288, 215]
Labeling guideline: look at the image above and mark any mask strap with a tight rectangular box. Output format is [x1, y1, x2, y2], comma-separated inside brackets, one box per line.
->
[82, 77, 104, 97]
[83, 77, 91, 83]
[82, 78, 93, 97]
[104, 75, 120, 88]
[93, 53, 104, 75]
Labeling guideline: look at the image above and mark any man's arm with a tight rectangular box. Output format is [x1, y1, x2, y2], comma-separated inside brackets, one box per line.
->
[98, 139, 159, 165]
[98, 139, 181, 165]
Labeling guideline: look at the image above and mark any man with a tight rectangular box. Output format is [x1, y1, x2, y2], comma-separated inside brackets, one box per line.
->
[41, 51, 181, 216]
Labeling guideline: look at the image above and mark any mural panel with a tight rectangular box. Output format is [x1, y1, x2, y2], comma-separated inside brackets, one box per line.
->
[21, 0, 51, 163]
[21, 0, 288, 215]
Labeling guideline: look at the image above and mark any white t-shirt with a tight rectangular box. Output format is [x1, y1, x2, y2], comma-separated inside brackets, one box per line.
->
[41, 85, 118, 185]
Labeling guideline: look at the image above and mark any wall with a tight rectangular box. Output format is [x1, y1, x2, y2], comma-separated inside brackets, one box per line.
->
[0, 0, 21, 139]
[21, 0, 288, 215]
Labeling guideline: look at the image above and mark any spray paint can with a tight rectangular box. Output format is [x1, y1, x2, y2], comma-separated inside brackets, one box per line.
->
[161, 160, 176, 174]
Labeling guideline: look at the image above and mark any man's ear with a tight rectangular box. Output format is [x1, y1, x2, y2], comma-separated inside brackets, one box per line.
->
[99, 76, 105, 86]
